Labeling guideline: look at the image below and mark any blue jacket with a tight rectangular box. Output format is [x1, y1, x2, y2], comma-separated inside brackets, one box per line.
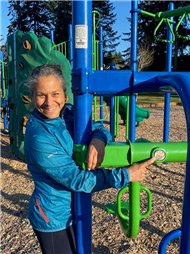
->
[24, 104, 130, 232]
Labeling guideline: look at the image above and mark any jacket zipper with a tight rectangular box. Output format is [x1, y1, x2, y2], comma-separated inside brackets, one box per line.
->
[35, 199, 49, 222]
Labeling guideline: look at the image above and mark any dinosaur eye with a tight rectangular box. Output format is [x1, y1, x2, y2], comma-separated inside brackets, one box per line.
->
[23, 40, 31, 50]
[18, 62, 24, 69]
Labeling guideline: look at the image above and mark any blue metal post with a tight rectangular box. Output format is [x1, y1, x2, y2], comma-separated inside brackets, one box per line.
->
[72, 1, 92, 253]
[50, 29, 54, 44]
[163, 3, 174, 143]
[99, 26, 104, 124]
[69, 24, 73, 68]
[130, 0, 138, 142]
[110, 63, 116, 140]
[1, 50, 7, 130]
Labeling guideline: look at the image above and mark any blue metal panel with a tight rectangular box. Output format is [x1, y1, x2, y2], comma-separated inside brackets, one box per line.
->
[72, 70, 190, 95]
[72, 70, 132, 95]
[134, 71, 190, 93]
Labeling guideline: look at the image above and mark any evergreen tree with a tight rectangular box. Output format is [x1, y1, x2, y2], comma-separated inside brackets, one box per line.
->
[44, 1, 72, 44]
[112, 51, 124, 64]
[122, 1, 190, 71]
[8, 1, 51, 37]
[92, 1, 121, 65]
[7, 0, 120, 66]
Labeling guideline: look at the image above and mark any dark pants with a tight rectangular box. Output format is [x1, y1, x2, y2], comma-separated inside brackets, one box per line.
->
[33, 226, 76, 254]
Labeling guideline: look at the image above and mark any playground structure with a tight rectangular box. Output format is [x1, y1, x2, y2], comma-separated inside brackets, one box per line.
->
[71, 1, 190, 254]
[2, 0, 190, 253]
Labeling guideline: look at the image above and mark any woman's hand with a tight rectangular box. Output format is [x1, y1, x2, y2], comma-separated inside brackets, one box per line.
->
[128, 157, 155, 182]
[85, 138, 105, 170]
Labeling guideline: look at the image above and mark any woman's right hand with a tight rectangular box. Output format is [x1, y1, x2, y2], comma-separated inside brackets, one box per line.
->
[127, 157, 155, 182]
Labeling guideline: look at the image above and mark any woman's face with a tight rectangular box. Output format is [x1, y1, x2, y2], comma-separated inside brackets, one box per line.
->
[33, 75, 67, 119]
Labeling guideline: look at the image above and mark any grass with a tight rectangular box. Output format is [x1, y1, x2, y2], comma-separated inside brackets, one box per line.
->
[94, 93, 181, 105]
[136, 93, 181, 104]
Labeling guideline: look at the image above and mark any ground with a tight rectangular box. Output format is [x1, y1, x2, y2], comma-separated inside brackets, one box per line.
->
[1, 106, 187, 253]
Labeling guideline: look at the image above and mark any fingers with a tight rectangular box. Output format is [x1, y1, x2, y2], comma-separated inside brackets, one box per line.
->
[128, 157, 155, 182]
[85, 139, 105, 170]
[86, 153, 97, 170]
[141, 157, 155, 168]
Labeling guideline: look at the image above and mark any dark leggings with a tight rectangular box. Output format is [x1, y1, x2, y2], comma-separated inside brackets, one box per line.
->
[33, 226, 76, 254]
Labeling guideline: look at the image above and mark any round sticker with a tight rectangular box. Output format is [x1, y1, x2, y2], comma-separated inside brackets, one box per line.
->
[154, 150, 166, 161]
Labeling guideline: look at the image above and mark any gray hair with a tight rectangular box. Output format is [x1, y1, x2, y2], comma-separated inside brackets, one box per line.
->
[29, 64, 67, 97]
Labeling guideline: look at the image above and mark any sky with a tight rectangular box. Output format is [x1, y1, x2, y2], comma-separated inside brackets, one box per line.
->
[0, 0, 131, 53]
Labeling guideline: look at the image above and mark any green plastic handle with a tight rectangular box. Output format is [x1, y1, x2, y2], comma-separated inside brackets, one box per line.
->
[140, 185, 152, 219]
[175, 13, 190, 41]
[117, 186, 129, 220]
[154, 18, 175, 43]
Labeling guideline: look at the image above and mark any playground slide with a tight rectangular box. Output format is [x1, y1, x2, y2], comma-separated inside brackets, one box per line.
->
[104, 96, 150, 126]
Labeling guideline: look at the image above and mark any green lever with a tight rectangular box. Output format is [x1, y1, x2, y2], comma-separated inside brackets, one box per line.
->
[117, 182, 152, 238]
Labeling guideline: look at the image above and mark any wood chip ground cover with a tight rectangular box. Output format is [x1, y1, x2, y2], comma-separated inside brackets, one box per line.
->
[1, 106, 187, 253]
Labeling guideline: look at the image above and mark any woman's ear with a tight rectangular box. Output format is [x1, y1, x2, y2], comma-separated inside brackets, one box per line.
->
[65, 96, 69, 103]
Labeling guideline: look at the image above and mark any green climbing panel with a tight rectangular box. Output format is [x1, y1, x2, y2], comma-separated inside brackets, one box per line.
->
[7, 31, 73, 160]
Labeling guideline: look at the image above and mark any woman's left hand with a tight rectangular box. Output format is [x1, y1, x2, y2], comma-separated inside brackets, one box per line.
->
[85, 138, 105, 170]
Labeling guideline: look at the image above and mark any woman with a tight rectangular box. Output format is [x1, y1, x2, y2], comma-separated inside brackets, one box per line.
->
[24, 64, 155, 254]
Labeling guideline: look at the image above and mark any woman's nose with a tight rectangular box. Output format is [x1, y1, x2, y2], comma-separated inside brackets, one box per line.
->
[44, 95, 53, 106]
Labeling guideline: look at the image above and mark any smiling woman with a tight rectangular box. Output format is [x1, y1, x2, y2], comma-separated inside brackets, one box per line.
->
[24, 64, 155, 254]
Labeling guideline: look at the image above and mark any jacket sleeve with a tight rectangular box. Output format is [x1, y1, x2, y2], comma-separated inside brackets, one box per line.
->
[91, 121, 113, 145]
[24, 125, 130, 193]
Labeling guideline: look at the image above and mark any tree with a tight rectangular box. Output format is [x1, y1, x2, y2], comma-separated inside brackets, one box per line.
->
[137, 39, 155, 71]
[44, 1, 72, 44]
[7, 0, 120, 65]
[112, 51, 124, 65]
[8, 1, 51, 37]
[122, 1, 190, 71]
[92, 1, 121, 65]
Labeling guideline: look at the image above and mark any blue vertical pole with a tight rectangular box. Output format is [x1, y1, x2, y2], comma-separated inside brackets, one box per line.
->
[50, 29, 54, 44]
[110, 96, 115, 140]
[99, 26, 104, 125]
[163, 3, 174, 144]
[130, 0, 138, 142]
[110, 62, 116, 140]
[69, 24, 73, 68]
[72, 1, 92, 253]
[1, 50, 7, 130]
